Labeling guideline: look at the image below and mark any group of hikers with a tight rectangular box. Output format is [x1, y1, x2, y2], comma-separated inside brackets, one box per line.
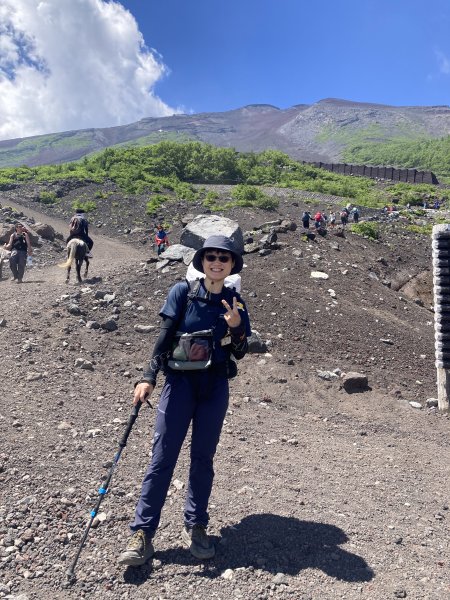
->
[301, 204, 360, 232]
[2, 209, 172, 283]
[2, 208, 93, 284]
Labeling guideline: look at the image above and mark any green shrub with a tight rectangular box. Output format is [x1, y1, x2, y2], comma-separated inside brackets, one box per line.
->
[146, 194, 171, 214]
[39, 191, 58, 204]
[407, 224, 433, 235]
[231, 185, 278, 209]
[72, 199, 97, 212]
[350, 222, 380, 240]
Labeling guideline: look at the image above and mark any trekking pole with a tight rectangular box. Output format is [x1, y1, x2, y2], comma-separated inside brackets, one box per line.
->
[66, 399, 149, 583]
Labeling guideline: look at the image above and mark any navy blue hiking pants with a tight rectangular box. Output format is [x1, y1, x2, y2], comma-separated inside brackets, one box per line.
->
[131, 369, 229, 537]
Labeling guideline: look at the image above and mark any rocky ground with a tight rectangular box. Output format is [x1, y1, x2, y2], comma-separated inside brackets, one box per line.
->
[0, 184, 449, 600]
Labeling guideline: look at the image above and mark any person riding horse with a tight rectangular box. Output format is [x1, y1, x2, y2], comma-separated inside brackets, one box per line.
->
[67, 209, 94, 258]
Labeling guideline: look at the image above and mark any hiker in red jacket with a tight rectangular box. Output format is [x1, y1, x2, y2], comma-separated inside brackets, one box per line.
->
[154, 224, 170, 256]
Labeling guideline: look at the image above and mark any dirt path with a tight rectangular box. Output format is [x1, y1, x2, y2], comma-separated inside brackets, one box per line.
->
[2, 198, 144, 288]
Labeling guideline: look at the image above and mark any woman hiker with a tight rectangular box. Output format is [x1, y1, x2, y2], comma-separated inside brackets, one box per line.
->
[4, 223, 33, 283]
[118, 234, 252, 566]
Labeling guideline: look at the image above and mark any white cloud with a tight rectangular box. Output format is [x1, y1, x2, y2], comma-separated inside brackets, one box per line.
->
[0, 0, 176, 141]
[435, 49, 450, 75]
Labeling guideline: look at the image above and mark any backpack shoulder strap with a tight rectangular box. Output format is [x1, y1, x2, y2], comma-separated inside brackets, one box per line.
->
[186, 278, 202, 310]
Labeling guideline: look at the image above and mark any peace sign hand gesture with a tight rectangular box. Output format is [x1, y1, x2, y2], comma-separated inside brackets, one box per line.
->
[222, 296, 242, 329]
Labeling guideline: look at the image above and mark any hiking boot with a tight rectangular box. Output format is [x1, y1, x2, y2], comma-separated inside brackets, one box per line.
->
[86, 252, 93, 258]
[17, 279, 23, 284]
[117, 530, 154, 566]
[181, 524, 215, 559]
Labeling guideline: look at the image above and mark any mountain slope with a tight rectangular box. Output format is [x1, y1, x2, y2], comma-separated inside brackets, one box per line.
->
[1, 98, 450, 168]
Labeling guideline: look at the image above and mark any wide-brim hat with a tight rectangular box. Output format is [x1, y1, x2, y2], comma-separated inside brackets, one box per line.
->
[192, 235, 243, 275]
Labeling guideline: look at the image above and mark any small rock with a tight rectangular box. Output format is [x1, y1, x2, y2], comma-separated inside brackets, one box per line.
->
[310, 271, 329, 280]
[342, 371, 369, 392]
[75, 358, 94, 371]
[272, 572, 288, 585]
[221, 568, 234, 580]
[409, 402, 422, 410]
[134, 324, 156, 333]
[101, 319, 118, 332]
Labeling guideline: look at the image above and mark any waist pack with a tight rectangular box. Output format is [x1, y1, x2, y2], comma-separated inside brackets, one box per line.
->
[168, 329, 214, 371]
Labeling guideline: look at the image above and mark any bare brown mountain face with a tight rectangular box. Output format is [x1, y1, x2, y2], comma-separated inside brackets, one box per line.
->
[1, 98, 450, 168]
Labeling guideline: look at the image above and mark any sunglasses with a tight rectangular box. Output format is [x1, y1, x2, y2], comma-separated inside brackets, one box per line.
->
[204, 254, 231, 263]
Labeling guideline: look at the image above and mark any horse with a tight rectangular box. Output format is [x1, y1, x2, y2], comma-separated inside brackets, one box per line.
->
[59, 238, 90, 284]
[0, 248, 10, 280]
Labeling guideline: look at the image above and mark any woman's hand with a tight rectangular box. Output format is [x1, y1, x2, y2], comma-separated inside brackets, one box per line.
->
[222, 296, 242, 329]
[134, 381, 154, 406]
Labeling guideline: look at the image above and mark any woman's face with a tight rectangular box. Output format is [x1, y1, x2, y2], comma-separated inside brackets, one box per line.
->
[202, 249, 234, 283]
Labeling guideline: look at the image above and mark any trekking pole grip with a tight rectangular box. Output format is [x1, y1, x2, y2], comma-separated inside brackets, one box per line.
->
[118, 400, 142, 448]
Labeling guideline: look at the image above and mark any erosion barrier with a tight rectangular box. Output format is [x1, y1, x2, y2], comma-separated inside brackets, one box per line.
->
[306, 162, 439, 185]
[432, 224, 450, 411]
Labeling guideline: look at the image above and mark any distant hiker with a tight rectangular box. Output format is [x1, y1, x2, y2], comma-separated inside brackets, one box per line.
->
[434, 200, 441, 210]
[340, 208, 349, 226]
[67, 209, 94, 258]
[314, 211, 323, 230]
[154, 224, 170, 256]
[352, 207, 360, 223]
[4, 223, 32, 283]
[301, 211, 311, 229]
[118, 235, 251, 567]
[329, 211, 336, 228]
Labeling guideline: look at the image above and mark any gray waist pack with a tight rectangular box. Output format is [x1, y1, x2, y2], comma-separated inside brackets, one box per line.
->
[168, 330, 214, 371]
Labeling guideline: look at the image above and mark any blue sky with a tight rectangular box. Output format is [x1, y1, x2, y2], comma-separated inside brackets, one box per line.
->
[1, 0, 449, 140]
[121, 0, 450, 112]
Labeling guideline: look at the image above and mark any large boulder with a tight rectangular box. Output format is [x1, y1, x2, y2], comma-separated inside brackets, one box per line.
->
[159, 244, 195, 264]
[180, 215, 244, 253]
[0, 224, 13, 244]
[33, 222, 56, 241]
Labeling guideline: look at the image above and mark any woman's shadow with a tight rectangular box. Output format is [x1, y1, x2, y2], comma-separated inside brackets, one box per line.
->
[215, 514, 374, 581]
[124, 513, 374, 584]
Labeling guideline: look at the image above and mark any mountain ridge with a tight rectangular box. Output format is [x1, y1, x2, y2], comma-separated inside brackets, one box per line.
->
[1, 97, 450, 169]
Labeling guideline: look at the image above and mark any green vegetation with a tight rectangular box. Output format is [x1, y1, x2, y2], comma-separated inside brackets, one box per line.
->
[146, 194, 172, 214]
[343, 135, 450, 178]
[0, 140, 447, 215]
[38, 190, 58, 204]
[230, 185, 278, 209]
[406, 223, 433, 235]
[350, 222, 380, 240]
[72, 199, 97, 212]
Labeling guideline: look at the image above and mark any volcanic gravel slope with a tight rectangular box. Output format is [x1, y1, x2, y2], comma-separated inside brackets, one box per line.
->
[0, 191, 449, 600]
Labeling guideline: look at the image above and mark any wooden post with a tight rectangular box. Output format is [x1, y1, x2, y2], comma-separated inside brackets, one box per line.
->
[436, 368, 450, 411]
[432, 224, 450, 411]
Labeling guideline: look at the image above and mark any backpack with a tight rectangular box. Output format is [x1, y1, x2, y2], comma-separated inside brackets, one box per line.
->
[70, 215, 86, 236]
[314, 212, 322, 221]
[168, 278, 240, 377]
